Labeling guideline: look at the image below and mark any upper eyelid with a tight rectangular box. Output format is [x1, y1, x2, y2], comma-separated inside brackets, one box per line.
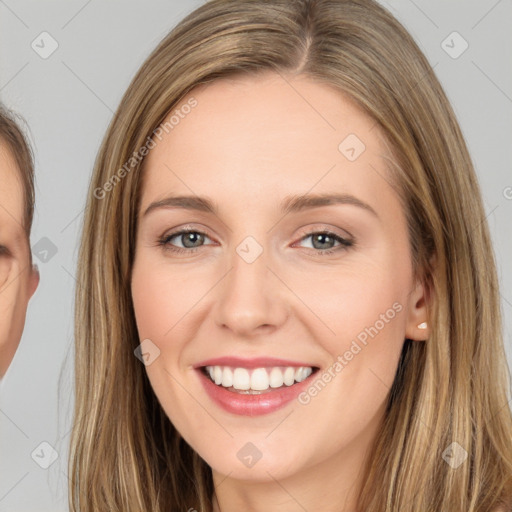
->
[163, 227, 215, 241]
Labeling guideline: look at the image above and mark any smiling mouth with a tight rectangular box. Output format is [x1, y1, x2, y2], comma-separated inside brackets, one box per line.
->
[201, 365, 320, 394]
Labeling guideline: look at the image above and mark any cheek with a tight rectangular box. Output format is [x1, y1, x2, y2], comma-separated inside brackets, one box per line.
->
[0, 257, 12, 288]
[305, 258, 410, 416]
[0, 294, 15, 347]
[131, 257, 211, 352]
[301, 263, 408, 352]
[0, 261, 25, 348]
[289, 265, 409, 453]
[132, 261, 182, 339]
[131, 260, 211, 444]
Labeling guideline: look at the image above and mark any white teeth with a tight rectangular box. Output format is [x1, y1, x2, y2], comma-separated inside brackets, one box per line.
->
[221, 367, 233, 387]
[250, 368, 269, 391]
[204, 365, 314, 391]
[269, 367, 284, 388]
[283, 367, 295, 386]
[295, 366, 312, 382]
[233, 368, 250, 390]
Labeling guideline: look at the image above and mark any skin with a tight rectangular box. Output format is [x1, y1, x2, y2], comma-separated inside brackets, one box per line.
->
[131, 72, 430, 512]
[0, 142, 39, 379]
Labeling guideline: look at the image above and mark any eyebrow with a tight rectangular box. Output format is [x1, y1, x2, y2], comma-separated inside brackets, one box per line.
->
[143, 193, 379, 219]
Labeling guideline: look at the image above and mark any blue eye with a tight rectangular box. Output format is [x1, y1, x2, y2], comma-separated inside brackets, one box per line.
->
[296, 231, 353, 255]
[157, 228, 354, 256]
[158, 229, 213, 254]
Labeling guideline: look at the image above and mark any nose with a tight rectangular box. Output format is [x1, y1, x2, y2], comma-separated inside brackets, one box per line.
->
[213, 242, 290, 338]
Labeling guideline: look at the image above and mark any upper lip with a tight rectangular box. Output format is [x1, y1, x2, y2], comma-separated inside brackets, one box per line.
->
[194, 356, 319, 369]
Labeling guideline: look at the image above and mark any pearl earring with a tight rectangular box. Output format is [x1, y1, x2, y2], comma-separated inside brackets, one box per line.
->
[417, 322, 427, 329]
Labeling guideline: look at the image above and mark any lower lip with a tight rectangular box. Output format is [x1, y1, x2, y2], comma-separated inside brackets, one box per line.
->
[197, 369, 315, 416]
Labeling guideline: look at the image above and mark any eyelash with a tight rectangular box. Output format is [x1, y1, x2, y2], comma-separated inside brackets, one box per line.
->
[157, 227, 354, 256]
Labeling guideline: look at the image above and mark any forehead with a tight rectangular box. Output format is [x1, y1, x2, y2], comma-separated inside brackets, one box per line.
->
[0, 141, 25, 238]
[167, 72, 379, 154]
[140, 72, 398, 215]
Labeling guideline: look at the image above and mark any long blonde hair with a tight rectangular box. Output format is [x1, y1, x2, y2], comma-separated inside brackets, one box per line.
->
[69, 0, 512, 510]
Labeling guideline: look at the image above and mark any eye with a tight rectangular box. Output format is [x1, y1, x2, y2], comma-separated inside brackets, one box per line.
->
[294, 230, 354, 256]
[157, 227, 355, 256]
[157, 228, 214, 254]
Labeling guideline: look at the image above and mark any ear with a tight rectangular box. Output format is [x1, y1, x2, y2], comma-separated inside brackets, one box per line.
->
[405, 256, 435, 342]
[27, 263, 39, 299]
[404, 279, 430, 341]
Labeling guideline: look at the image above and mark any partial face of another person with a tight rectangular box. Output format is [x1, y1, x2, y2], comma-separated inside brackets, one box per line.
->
[131, 72, 429, 482]
[0, 142, 39, 378]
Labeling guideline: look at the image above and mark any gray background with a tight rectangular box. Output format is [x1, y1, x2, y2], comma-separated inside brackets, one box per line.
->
[0, 1, 511, 510]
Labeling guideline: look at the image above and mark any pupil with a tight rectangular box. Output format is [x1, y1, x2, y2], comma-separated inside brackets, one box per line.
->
[183, 232, 203, 248]
[314, 233, 333, 250]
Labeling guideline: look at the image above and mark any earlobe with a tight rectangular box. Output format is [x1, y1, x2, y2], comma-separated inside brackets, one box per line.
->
[415, 321, 429, 340]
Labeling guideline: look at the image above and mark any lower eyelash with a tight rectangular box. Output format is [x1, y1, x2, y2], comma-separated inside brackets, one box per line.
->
[157, 230, 354, 255]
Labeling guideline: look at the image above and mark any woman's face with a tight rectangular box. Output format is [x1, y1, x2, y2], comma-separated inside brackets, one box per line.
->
[131, 72, 428, 483]
[0, 143, 39, 378]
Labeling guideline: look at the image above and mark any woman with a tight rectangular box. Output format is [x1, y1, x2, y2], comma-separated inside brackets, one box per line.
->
[69, 0, 512, 510]
[0, 106, 39, 383]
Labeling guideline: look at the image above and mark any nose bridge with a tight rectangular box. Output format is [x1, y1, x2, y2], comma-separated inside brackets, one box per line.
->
[214, 233, 287, 335]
